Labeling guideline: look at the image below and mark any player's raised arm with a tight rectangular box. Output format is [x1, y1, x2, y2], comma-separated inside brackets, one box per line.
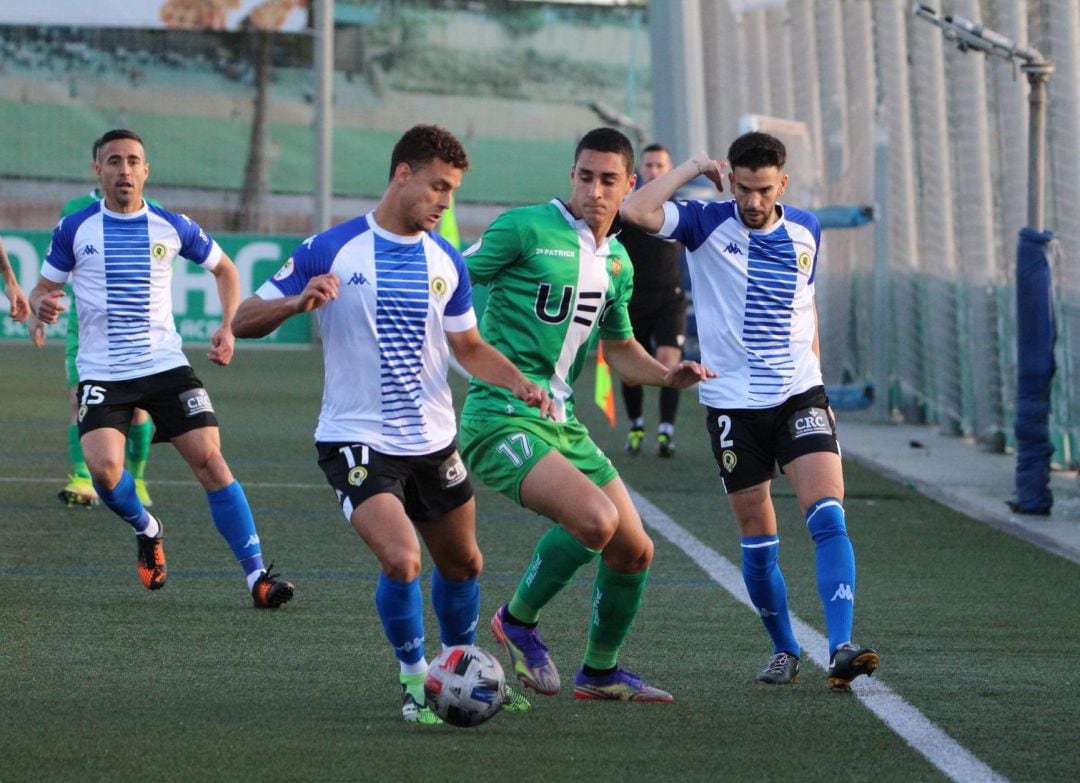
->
[233, 272, 339, 339]
[620, 153, 725, 233]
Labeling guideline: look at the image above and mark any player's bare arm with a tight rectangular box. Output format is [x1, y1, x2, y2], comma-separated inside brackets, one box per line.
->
[233, 273, 339, 339]
[207, 253, 241, 366]
[602, 336, 714, 389]
[1, 239, 30, 322]
[447, 327, 553, 418]
[28, 278, 67, 324]
[620, 153, 726, 232]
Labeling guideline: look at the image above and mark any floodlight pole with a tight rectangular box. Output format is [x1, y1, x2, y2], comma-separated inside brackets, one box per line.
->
[313, 0, 334, 233]
[914, 5, 1058, 513]
[912, 5, 1053, 227]
[1025, 62, 1053, 232]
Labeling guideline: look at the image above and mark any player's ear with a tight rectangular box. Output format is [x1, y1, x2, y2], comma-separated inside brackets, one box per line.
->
[392, 161, 412, 184]
[778, 173, 788, 197]
[626, 172, 637, 194]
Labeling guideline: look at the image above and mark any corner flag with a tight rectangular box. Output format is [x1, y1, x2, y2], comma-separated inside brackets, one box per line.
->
[438, 196, 461, 250]
[594, 344, 616, 427]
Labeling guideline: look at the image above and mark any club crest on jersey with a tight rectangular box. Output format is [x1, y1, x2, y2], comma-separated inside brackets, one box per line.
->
[273, 258, 295, 281]
[430, 276, 448, 298]
[78, 404, 88, 422]
[610, 259, 623, 276]
[797, 250, 813, 274]
[722, 449, 737, 472]
[151, 242, 168, 262]
[348, 466, 368, 486]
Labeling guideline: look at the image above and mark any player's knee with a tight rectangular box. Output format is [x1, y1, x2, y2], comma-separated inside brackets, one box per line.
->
[625, 536, 655, 572]
[440, 549, 483, 581]
[805, 497, 847, 541]
[603, 532, 654, 573]
[381, 552, 423, 582]
[191, 451, 233, 490]
[86, 457, 124, 488]
[573, 503, 620, 550]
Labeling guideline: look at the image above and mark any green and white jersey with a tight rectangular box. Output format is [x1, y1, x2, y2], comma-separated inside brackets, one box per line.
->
[462, 199, 634, 422]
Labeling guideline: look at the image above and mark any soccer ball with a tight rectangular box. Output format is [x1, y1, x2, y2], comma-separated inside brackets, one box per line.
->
[424, 644, 506, 727]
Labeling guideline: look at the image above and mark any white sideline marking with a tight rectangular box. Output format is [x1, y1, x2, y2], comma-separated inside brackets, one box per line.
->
[629, 488, 1008, 783]
[0, 468, 1006, 781]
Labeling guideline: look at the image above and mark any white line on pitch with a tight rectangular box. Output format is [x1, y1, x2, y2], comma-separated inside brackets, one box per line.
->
[629, 488, 1008, 783]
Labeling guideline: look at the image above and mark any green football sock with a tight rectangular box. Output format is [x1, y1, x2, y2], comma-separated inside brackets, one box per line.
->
[68, 424, 90, 479]
[399, 672, 427, 702]
[508, 525, 599, 623]
[583, 563, 649, 671]
[125, 420, 153, 480]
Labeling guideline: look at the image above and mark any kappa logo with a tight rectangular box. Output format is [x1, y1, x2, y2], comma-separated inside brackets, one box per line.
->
[830, 583, 854, 602]
[757, 607, 779, 618]
[348, 272, 369, 286]
[395, 636, 425, 654]
[244, 534, 260, 548]
[82, 244, 99, 256]
[724, 242, 742, 255]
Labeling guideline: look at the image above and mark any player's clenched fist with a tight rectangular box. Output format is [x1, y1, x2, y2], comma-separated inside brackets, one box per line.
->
[296, 273, 339, 313]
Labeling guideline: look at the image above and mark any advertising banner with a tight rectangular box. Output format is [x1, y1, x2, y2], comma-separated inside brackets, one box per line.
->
[1, 230, 312, 345]
[0, 0, 308, 31]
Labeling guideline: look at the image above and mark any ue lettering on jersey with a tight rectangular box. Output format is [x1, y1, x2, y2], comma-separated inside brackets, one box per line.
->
[257, 213, 474, 456]
[462, 199, 634, 423]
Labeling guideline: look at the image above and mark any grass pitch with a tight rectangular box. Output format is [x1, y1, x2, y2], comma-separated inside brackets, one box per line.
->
[2, 342, 1078, 782]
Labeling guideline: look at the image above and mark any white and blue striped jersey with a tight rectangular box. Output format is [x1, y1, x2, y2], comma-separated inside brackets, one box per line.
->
[42, 200, 222, 382]
[257, 213, 476, 455]
[660, 199, 822, 409]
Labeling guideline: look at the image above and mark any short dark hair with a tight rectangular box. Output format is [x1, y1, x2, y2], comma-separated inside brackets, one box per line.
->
[575, 127, 635, 175]
[388, 124, 469, 182]
[641, 142, 671, 157]
[94, 129, 144, 162]
[727, 131, 786, 171]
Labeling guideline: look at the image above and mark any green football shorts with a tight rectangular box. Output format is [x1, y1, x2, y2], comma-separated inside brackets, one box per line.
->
[459, 414, 618, 506]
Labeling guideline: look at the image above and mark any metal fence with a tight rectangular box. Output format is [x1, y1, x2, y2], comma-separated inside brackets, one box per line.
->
[671, 0, 1080, 468]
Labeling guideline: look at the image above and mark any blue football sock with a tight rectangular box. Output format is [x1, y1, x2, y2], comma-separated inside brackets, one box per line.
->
[94, 471, 150, 533]
[806, 497, 856, 654]
[376, 573, 425, 666]
[431, 568, 479, 647]
[207, 481, 264, 577]
[741, 535, 800, 657]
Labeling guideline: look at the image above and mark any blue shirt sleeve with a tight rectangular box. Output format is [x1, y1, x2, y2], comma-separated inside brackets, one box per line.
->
[267, 234, 333, 297]
[444, 246, 473, 318]
[153, 206, 216, 264]
[43, 215, 79, 275]
[668, 200, 735, 252]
